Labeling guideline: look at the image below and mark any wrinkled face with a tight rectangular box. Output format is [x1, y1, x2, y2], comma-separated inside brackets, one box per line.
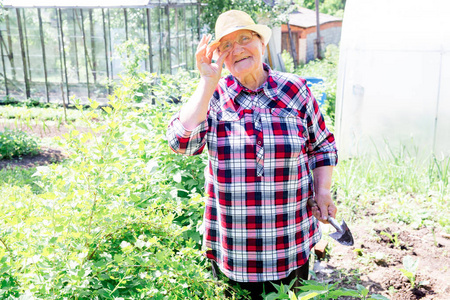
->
[217, 29, 265, 78]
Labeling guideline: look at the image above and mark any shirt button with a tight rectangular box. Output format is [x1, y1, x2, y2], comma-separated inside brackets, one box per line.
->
[257, 141, 262, 145]
[303, 132, 308, 138]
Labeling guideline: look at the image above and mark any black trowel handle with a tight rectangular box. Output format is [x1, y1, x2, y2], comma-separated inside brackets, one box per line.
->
[327, 216, 343, 233]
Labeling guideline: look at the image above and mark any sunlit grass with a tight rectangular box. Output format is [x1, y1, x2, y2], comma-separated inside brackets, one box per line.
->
[334, 153, 450, 232]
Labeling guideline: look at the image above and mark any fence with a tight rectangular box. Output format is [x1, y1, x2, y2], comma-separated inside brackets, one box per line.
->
[0, 1, 201, 104]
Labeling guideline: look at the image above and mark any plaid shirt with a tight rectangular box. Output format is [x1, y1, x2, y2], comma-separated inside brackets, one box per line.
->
[167, 64, 338, 282]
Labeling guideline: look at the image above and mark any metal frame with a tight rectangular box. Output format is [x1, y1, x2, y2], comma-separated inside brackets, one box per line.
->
[0, 2, 201, 102]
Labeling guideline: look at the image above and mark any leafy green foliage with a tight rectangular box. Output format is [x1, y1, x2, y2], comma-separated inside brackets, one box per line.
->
[296, 44, 339, 127]
[294, 0, 346, 17]
[281, 50, 295, 73]
[200, 0, 297, 35]
[0, 62, 235, 298]
[0, 129, 40, 159]
[114, 39, 157, 103]
[201, 0, 271, 34]
[0, 105, 81, 122]
[261, 279, 389, 300]
[0, 167, 42, 193]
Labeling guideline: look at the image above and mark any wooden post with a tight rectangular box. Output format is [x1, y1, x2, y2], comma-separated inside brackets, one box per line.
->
[124, 8, 129, 41]
[146, 8, 153, 73]
[183, 6, 188, 70]
[0, 31, 9, 97]
[107, 9, 113, 80]
[174, 7, 179, 70]
[287, 23, 298, 68]
[101, 8, 111, 94]
[56, 8, 65, 103]
[58, 9, 70, 104]
[37, 8, 50, 103]
[158, 7, 163, 74]
[196, 1, 201, 40]
[165, 5, 171, 73]
[80, 9, 91, 98]
[89, 10, 97, 84]
[72, 10, 80, 82]
[315, 0, 323, 60]
[16, 8, 31, 99]
[142, 10, 148, 71]
[5, 10, 16, 81]
[22, 9, 32, 82]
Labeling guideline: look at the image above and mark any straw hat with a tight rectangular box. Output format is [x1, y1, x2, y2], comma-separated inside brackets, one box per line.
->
[210, 10, 272, 46]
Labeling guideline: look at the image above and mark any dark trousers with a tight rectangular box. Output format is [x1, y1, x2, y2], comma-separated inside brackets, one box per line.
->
[212, 260, 309, 299]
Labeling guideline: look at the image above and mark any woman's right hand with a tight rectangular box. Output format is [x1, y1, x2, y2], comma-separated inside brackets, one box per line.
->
[196, 34, 229, 84]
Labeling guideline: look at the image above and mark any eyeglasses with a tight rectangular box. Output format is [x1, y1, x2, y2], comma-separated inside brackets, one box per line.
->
[218, 32, 257, 53]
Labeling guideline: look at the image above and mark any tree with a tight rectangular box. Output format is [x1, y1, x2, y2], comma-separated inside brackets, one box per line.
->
[200, 0, 296, 34]
[294, 0, 346, 17]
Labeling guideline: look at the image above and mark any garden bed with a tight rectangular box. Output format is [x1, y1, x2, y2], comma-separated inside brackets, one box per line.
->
[1, 114, 449, 299]
[316, 217, 450, 299]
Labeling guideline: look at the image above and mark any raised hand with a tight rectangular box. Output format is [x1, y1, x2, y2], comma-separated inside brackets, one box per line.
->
[195, 34, 229, 84]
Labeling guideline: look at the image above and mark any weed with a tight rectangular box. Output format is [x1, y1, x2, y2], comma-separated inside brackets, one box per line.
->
[380, 231, 401, 248]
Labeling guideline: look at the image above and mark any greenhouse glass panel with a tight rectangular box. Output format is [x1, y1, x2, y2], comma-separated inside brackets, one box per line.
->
[335, 0, 450, 159]
[1, 2, 201, 103]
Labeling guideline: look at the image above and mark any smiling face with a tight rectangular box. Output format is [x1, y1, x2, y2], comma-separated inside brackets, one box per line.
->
[218, 29, 266, 81]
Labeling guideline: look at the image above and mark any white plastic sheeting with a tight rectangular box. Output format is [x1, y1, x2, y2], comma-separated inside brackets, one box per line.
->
[335, 0, 450, 159]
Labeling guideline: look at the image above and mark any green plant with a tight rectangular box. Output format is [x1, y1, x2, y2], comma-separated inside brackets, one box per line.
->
[263, 279, 388, 300]
[399, 255, 427, 290]
[0, 167, 42, 193]
[115, 39, 157, 103]
[0, 67, 237, 298]
[0, 105, 82, 122]
[281, 49, 295, 73]
[296, 44, 339, 127]
[380, 231, 401, 248]
[0, 129, 40, 159]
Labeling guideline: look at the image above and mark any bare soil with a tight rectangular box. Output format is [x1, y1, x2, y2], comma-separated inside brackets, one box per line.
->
[2, 118, 449, 299]
[315, 216, 450, 299]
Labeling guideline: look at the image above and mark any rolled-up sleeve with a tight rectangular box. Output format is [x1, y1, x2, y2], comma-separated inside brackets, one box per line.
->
[166, 112, 209, 156]
[305, 91, 338, 170]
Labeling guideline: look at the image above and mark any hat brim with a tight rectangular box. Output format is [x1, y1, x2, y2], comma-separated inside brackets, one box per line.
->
[210, 24, 272, 47]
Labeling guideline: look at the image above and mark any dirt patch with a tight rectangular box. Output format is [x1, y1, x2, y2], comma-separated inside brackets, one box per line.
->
[314, 217, 450, 299]
[0, 118, 78, 169]
[0, 118, 76, 139]
[0, 146, 66, 170]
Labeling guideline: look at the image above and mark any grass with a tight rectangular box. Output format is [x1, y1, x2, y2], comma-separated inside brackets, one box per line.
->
[0, 105, 83, 122]
[333, 153, 450, 233]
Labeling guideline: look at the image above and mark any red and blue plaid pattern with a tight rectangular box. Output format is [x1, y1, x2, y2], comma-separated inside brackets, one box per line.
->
[167, 64, 338, 282]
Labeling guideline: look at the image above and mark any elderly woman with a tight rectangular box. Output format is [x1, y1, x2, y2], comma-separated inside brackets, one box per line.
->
[167, 10, 338, 299]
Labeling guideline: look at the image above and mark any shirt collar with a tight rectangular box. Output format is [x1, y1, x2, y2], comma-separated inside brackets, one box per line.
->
[224, 63, 280, 103]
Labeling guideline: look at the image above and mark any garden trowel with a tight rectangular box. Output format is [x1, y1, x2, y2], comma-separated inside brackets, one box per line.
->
[327, 216, 354, 246]
[308, 199, 354, 246]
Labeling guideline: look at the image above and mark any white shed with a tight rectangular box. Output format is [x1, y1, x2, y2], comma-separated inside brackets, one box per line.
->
[335, 0, 450, 159]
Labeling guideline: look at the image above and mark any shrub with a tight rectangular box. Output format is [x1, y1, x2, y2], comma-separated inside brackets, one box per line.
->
[0, 68, 242, 299]
[0, 129, 40, 159]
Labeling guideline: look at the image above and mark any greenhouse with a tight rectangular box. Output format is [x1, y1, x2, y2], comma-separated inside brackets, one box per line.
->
[0, 0, 202, 104]
[335, 0, 450, 158]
